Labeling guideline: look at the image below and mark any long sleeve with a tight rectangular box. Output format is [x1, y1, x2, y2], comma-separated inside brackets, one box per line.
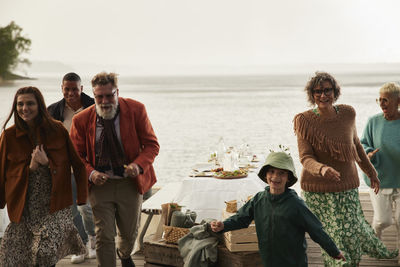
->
[132, 104, 159, 172]
[360, 117, 378, 169]
[70, 115, 95, 178]
[360, 118, 375, 155]
[65, 127, 88, 205]
[299, 201, 340, 257]
[223, 198, 254, 232]
[293, 113, 326, 176]
[296, 134, 326, 176]
[354, 126, 377, 180]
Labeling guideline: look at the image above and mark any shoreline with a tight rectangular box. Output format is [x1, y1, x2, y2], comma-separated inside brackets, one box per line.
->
[0, 72, 36, 84]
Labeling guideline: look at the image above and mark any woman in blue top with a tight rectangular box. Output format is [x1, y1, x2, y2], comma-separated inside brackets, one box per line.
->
[361, 82, 400, 262]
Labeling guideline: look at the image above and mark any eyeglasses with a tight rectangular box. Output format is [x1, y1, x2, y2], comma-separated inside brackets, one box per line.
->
[93, 89, 117, 101]
[376, 98, 388, 105]
[313, 88, 333, 96]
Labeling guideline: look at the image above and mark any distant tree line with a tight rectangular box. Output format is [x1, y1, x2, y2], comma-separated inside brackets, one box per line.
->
[0, 21, 31, 80]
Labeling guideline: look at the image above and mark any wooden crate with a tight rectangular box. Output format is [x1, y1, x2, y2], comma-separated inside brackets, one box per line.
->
[143, 236, 184, 267]
[222, 210, 259, 252]
[217, 245, 263, 267]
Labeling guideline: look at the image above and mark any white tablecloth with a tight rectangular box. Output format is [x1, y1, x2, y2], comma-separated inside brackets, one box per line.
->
[141, 172, 267, 222]
[173, 172, 267, 222]
[141, 182, 182, 211]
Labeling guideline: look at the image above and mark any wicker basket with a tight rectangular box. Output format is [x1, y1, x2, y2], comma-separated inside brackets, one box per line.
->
[225, 200, 237, 213]
[163, 225, 190, 244]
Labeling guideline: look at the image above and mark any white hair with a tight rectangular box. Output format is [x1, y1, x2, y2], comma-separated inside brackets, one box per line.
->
[379, 82, 400, 97]
[96, 102, 118, 119]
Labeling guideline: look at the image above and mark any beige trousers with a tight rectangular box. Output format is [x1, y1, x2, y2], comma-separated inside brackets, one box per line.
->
[89, 178, 143, 267]
[369, 188, 400, 244]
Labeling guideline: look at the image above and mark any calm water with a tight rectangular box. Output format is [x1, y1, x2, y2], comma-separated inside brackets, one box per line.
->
[0, 73, 395, 191]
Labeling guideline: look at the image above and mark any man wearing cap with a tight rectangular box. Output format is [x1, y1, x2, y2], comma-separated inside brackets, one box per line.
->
[211, 151, 345, 267]
[70, 72, 159, 267]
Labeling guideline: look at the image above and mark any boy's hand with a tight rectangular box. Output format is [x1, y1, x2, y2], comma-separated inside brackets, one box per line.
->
[210, 221, 224, 232]
[333, 251, 346, 261]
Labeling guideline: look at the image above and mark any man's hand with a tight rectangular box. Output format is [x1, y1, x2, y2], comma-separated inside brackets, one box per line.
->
[124, 163, 141, 178]
[367, 148, 380, 160]
[92, 171, 109, 186]
[210, 221, 224, 232]
[321, 166, 341, 182]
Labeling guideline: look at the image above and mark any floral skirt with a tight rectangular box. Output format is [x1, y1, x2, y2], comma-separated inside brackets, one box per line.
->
[0, 166, 85, 267]
[304, 189, 398, 267]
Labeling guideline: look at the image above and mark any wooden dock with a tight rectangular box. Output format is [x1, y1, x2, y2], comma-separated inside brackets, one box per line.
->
[56, 192, 399, 267]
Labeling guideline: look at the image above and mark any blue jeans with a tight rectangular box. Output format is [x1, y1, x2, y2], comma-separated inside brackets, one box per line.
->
[71, 174, 95, 244]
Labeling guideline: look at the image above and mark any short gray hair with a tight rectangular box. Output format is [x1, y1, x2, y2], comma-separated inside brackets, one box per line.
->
[379, 82, 400, 97]
[91, 72, 118, 88]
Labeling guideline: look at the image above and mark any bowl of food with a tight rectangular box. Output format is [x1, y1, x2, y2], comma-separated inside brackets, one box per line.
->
[213, 169, 248, 179]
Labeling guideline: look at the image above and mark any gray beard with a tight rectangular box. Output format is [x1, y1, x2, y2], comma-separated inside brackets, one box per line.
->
[96, 103, 118, 120]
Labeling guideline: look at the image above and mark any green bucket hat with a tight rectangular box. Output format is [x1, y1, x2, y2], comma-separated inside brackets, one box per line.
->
[257, 151, 298, 187]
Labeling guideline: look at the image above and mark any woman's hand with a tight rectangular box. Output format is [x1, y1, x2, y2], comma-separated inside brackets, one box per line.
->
[367, 148, 379, 160]
[210, 220, 224, 232]
[320, 166, 341, 182]
[370, 176, 380, 194]
[29, 145, 49, 171]
[333, 251, 346, 261]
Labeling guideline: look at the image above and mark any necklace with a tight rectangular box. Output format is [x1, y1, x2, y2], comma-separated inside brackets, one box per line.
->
[313, 105, 339, 116]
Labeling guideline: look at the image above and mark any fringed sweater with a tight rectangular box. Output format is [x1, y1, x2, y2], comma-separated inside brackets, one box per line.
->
[293, 104, 377, 193]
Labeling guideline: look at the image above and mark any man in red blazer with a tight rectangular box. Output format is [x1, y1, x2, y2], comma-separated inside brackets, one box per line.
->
[70, 72, 159, 267]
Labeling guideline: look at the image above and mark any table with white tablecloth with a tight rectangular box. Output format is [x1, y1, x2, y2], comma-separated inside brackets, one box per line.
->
[173, 172, 267, 222]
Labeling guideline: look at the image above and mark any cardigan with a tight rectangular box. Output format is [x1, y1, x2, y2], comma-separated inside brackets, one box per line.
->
[293, 104, 377, 193]
[0, 120, 88, 223]
[361, 113, 400, 188]
[223, 187, 340, 267]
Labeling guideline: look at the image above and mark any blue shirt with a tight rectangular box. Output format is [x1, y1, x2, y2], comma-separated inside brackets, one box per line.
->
[361, 113, 400, 188]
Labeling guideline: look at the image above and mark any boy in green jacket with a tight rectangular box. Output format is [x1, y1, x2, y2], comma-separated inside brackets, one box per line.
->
[211, 151, 346, 267]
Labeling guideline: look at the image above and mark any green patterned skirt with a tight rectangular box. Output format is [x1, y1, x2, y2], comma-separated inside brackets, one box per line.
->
[303, 189, 398, 267]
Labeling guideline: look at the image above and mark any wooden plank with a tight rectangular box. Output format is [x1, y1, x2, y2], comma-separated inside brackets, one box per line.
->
[223, 225, 256, 236]
[217, 246, 263, 267]
[225, 231, 258, 243]
[143, 237, 184, 267]
[224, 236, 259, 252]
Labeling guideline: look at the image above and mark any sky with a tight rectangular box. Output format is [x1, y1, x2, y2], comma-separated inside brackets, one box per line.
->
[2, 0, 400, 74]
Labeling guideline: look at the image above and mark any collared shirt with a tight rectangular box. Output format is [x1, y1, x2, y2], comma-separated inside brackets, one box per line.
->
[63, 104, 83, 133]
